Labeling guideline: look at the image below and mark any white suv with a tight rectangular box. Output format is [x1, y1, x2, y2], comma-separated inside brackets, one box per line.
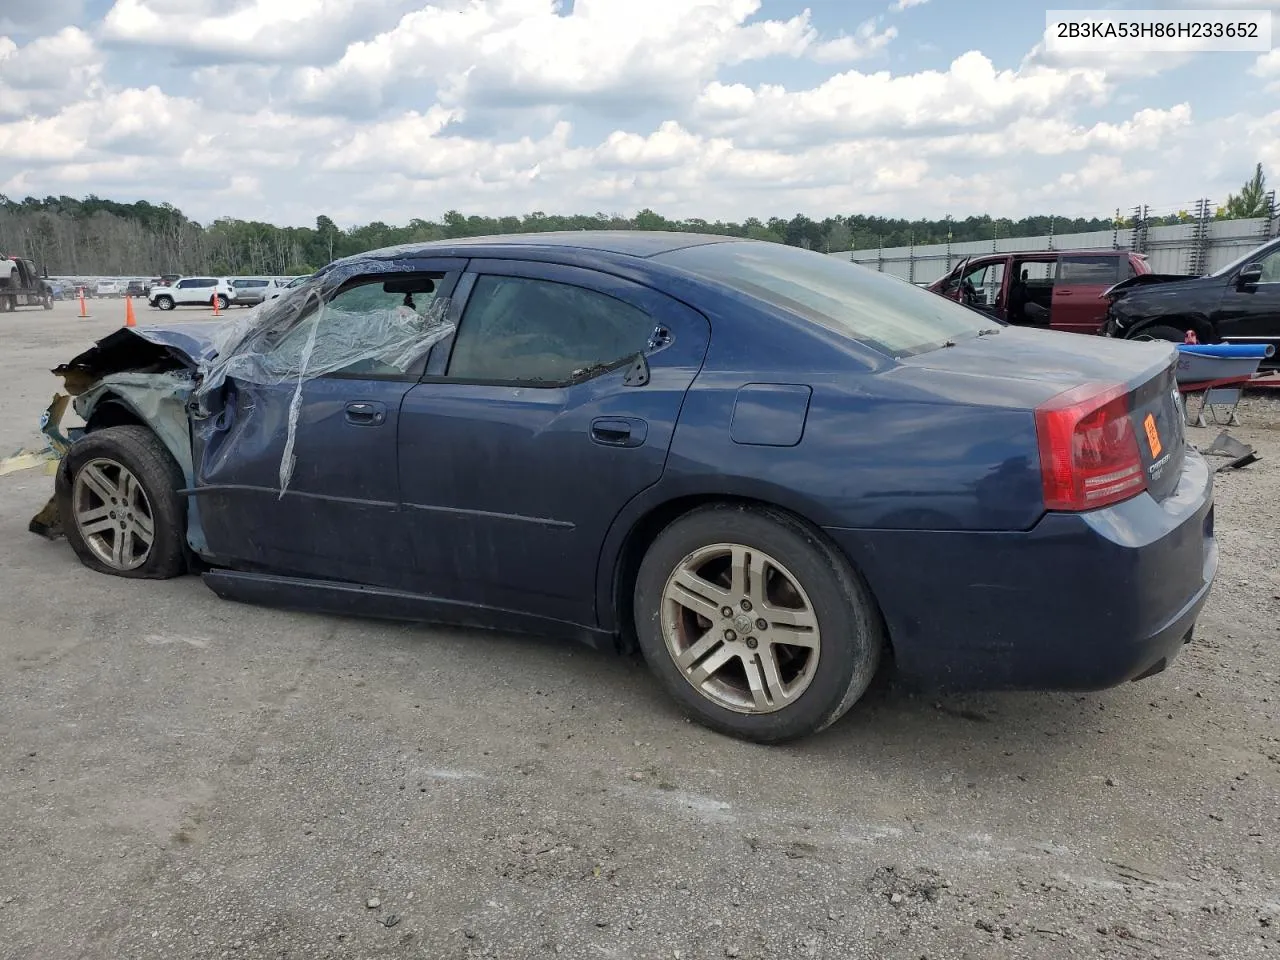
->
[149, 276, 235, 311]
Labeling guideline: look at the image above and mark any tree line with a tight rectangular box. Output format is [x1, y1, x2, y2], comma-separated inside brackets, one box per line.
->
[0, 164, 1271, 277]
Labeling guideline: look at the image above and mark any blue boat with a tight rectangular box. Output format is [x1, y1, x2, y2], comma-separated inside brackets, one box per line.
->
[1174, 343, 1274, 385]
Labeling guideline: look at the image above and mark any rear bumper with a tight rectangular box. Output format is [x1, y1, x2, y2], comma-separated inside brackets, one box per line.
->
[824, 449, 1217, 691]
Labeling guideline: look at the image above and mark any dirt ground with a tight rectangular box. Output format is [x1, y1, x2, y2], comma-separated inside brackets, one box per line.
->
[2, 300, 1279, 960]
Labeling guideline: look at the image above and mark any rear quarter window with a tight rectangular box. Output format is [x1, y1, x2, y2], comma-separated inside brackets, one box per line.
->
[1058, 255, 1122, 285]
[654, 241, 991, 358]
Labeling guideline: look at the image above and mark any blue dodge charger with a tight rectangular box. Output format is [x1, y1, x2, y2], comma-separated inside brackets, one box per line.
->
[40, 232, 1217, 742]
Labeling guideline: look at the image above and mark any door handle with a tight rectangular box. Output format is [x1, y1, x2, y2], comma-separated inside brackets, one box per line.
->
[590, 417, 647, 447]
[1057, 290, 1072, 296]
[345, 401, 387, 426]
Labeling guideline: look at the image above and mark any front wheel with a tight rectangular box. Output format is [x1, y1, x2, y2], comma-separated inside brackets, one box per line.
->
[633, 503, 883, 743]
[155, 295, 174, 311]
[1131, 324, 1187, 343]
[213, 294, 229, 311]
[56, 425, 188, 579]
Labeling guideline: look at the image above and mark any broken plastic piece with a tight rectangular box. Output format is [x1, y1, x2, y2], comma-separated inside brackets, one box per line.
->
[1197, 430, 1260, 472]
[1201, 430, 1252, 460]
[1217, 451, 1259, 472]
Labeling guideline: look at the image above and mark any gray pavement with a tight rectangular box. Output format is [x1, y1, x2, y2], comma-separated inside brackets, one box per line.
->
[2, 300, 1279, 959]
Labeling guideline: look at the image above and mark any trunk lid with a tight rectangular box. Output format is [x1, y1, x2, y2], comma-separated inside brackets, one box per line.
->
[892, 327, 1186, 503]
[1125, 359, 1186, 503]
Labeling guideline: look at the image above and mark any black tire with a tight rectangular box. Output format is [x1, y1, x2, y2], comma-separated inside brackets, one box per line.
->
[155, 295, 174, 311]
[214, 294, 229, 311]
[57, 425, 187, 580]
[633, 503, 883, 743]
[1131, 323, 1186, 343]
[42, 297, 53, 310]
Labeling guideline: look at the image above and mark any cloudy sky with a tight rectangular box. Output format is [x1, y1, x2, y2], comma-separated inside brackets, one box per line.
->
[1, 0, 1278, 228]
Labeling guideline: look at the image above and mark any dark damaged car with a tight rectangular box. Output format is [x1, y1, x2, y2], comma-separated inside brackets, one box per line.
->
[1102, 235, 1280, 356]
[30, 233, 1218, 743]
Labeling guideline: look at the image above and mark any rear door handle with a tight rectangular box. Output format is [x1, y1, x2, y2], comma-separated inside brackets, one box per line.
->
[1057, 290, 1073, 296]
[590, 417, 647, 447]
[345, 400, 387, 426]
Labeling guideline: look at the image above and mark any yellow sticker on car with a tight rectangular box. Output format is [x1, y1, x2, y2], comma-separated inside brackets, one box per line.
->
[1143, 413, 1162, 457]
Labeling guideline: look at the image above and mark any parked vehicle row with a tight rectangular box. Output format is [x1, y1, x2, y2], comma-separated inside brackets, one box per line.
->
[147, 276, 301, 310]
[1101, 236, 1280, 354]
[928, 236, 1280, 361]
[38, 274, 308, 307]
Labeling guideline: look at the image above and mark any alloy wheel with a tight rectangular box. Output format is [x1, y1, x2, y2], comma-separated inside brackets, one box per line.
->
[72, 457, 156, 571]
[660, 542, 821, 714]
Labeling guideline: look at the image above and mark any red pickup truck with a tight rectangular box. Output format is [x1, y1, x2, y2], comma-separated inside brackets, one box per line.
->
[929, 249, 1151, 334]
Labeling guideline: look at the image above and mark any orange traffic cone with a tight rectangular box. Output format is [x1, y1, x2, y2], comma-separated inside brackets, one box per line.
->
[211, 291, 221, 317]
[124, 295, 137, 328]
[78, 287, 89, 319]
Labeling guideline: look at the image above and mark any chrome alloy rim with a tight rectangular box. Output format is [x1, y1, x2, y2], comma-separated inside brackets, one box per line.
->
[72, 458, 156, 571]
[660, 543, 821, 714]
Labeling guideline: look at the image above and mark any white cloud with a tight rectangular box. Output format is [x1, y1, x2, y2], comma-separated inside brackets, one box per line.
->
[810, 19, 897, 63]
[924, 104, 1194, 159]
[100, 0, 416, 64]
[1050, 155, 1152, 196]
[889, 0, 929, 10]
[0, 0, 1273, 229]
[692, 52, 1110, 146]
[0, 28, 105, 118]
[1255, 49, 1280, 93]
[289, 0, 827, 113]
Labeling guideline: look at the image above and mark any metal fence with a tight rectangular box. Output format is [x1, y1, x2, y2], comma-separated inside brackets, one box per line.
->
[831, 200, 1280, 285]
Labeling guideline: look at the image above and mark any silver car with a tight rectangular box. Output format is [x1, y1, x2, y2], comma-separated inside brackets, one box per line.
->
[228, 277, 276, 307]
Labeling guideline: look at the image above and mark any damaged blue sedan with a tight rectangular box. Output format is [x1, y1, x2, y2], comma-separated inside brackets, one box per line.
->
[33, 232, 1217, 743]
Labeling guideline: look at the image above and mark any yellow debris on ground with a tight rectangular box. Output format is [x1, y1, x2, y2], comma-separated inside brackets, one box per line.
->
[0, 451, 58, 477]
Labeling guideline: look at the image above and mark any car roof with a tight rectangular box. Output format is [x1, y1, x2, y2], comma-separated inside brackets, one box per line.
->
[968, 248, 1133, 260]
[344, 230, 741, 264]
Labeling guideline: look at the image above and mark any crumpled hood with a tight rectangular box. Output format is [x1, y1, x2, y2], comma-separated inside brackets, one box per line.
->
[131, 322, 224, 364]
[1103, 273, 1210, 301]
[54, 323, 223, 385]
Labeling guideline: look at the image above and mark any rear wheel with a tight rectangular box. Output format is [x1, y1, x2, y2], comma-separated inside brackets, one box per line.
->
[155, 295, 174, 311]
[57, 425, 187, 580]
[633, 503, 883, 743]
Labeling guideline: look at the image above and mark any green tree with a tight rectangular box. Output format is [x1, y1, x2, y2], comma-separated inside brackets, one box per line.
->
[314, 215, 340, 265]
[1224, 163, 1270, 219]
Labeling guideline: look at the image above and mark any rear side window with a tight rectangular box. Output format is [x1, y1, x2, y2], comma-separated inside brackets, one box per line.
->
[654, 241, 990, 358]
[447, 275, 654, 384]
[1059, 255, 1121, 285]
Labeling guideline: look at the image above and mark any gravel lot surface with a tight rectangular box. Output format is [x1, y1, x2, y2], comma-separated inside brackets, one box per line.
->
[3, 301, 1279, 959]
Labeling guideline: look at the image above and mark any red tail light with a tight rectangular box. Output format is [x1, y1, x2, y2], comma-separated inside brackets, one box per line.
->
[1035, 382, 1146, 511]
